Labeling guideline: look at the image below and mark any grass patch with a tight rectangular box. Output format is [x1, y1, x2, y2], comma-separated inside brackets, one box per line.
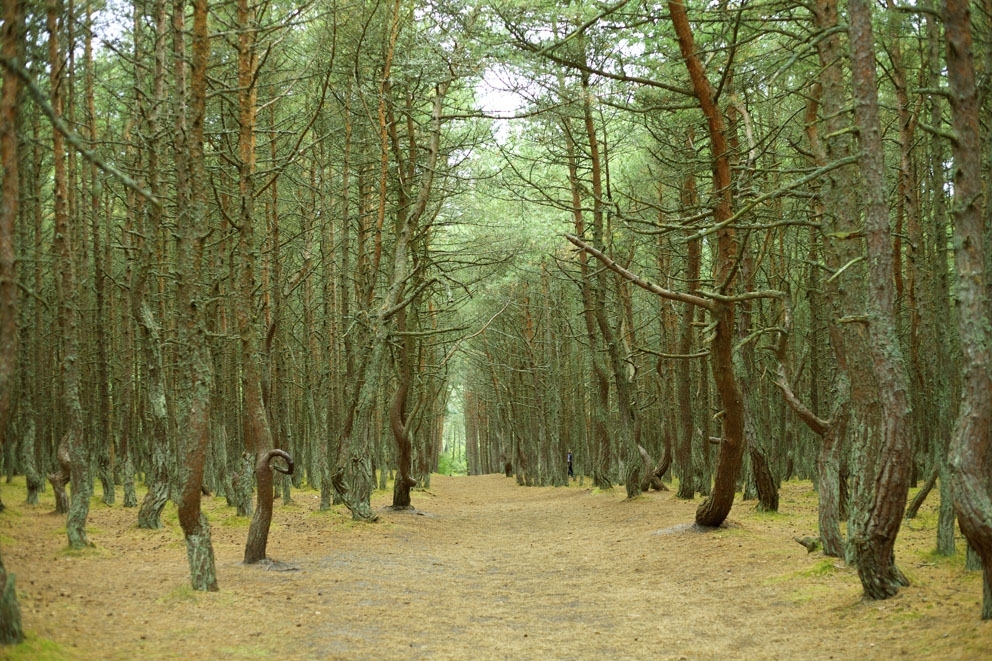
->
[1, 633, 73, 661]
[801, 558, 842, 577]
[891, 608, 923, 623]
[58, 544, 105, 559]
[160, 504, 180, 528]
[158, 582, 201, 605]
[220, 514, 252, 528]
[788, 582, 839, 604]
[912, 547, 961, 568]
[766, 558, 848, 586]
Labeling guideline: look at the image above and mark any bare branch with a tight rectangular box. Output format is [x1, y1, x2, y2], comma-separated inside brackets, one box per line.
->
[564, 233, 714, 311]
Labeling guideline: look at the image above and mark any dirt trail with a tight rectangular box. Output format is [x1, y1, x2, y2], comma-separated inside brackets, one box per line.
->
[2, 474, 990, 660]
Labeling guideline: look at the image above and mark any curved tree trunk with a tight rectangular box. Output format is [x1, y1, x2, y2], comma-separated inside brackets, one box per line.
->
[638, 445, 667, 492]
[666, 1, 746, 528]
[244, 449, 294, 564]
[47, 435, 71, 514]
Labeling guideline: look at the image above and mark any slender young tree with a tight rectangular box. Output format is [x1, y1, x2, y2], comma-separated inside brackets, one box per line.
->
[48, 0, 91, 550]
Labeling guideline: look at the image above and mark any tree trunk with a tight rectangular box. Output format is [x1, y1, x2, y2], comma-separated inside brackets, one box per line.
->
[48, 0, 91, 550]
[667, 0, 746, 528]
[390, 306, 417, 509]
[172, 0, 218, 591]
[941, 0, 992, 620]
[84, 0, 114, 508]
[47, 436, 71, 514]
[135, 0, 172, 532]
[846, 0, 913, 600]
[923, 10, 958, 560]
[0, 0, 24, 639]
[676, 193, 700, 500]
[562, 111, 614, 492]
[244, 449, 294, 563]
[0, 551, 23, 645]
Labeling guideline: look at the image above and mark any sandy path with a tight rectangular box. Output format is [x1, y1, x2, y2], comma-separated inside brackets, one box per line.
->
[3, 474, 991, 660]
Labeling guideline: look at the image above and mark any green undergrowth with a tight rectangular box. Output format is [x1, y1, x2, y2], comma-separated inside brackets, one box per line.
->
[764, 558, 856, 604]
[912, 547, 961, 568]
[158, 582, 200, 605]
[765, 557, 847, 586]
[801, 558, 844, 577]
[0, 633, 72, 661]
[219, 514, 251, 528]
[57, 544, 105, 559]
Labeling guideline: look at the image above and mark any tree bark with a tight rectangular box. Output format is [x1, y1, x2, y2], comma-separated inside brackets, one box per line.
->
[846, 0, 913, 600]
[172, 0, 218, 591]
[47, 435, 71, 514]
[244, 449, 294, 563]
[668, 0, 746, 528]
[135, 0, 172, 532]
[676, 165, 700, 499]
[0, 0, 24, 639]
[923, 9, 957, 559]
[389, 306, 417, 509]
[48, 0, 91, 550]
[562, 112, 614, 491]
[941, 0, 992, 620]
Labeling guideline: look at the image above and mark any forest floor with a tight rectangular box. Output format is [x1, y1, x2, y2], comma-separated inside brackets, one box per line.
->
[1, 473, 990, 660]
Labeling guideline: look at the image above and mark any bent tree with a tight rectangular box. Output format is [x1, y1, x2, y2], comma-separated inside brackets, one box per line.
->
[666, 0, 746, 528]
[244, 450, 295, 563]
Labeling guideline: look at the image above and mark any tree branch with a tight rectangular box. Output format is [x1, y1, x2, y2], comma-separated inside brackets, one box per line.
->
[0, 55, 160, 207]
[564, 233, 714, 310]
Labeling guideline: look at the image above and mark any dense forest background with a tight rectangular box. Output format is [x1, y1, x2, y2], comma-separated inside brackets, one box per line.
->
[1, 0, 991, 636]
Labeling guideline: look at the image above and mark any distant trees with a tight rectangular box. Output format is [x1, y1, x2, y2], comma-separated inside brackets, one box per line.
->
[460, 0, 991, 615]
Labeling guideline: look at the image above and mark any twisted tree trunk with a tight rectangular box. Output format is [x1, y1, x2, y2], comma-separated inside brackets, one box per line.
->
[244, 449, 295, 564]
